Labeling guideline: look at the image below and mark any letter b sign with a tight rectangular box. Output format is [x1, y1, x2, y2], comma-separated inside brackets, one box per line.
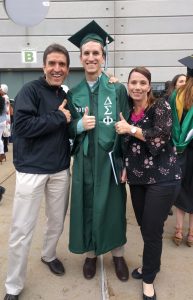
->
[22, 50, 37, 63]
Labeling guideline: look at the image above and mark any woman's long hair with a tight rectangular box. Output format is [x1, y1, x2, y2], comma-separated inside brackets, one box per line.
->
[128, 66, 155, 107]
[167, 73, 186, 96]
[178, 76, 193, 110]
[0, 95, 5, 115]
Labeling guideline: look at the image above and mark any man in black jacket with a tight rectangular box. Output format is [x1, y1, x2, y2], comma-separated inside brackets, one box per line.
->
[4, 44, 79, 300]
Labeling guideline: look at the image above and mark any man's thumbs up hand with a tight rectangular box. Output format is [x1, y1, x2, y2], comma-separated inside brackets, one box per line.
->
[82, 106, 96, 130]
[58, 99, 71, 123]
[84, 106, 89, 116]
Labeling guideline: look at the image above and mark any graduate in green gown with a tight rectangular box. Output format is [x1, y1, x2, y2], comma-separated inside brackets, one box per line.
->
[170, 54, 193, 247]
[68, 20, 130, 281]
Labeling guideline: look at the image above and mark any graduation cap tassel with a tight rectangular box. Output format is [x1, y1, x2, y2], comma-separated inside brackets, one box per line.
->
[104, 37, 109, 71]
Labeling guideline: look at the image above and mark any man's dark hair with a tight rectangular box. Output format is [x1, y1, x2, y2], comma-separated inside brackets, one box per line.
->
[43, 43, 70, 68]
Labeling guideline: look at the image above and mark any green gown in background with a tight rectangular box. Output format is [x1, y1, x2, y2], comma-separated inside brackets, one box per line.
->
[69, 73, 130, 256]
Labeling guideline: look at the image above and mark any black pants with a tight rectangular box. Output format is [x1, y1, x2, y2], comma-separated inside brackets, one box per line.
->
[130, 183, 179, 283]
[2, 136, 9, 152]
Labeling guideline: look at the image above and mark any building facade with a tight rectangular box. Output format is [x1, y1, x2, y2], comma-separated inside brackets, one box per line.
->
[0, 0, 193, 98]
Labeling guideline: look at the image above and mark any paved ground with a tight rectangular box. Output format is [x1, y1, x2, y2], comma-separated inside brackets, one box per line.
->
[0, 144, 193, 300]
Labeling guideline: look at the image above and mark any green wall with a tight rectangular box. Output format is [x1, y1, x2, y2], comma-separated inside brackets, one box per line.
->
[0, 69, 84, 100]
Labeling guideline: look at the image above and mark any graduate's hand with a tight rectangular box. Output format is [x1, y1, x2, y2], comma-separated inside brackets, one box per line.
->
[104, 71, 119, 83]
[115, 112, 130, 134]
[82, 106, 96, 130]
[108, 76, 119, 83]
[58, 99, 71, 123]
[120, 167, 127, 183]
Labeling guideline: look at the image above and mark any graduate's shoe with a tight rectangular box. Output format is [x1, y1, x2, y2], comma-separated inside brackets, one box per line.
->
[83, 257, 97, 279]
[41, 258, 65, 276]
[143, 282, 156, 300]
[0, 186, 6, 201]
[132, 267, 143, 279]
[4, 294, 19, 300]
[113, 256, 129, 282]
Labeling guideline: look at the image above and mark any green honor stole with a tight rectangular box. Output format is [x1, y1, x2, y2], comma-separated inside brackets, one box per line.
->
[72, 72, 117, 154]
[171, 90, 193, 153]
[98, 73, 116, 151]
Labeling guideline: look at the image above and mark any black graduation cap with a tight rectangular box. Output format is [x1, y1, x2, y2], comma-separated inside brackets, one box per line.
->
[68, 20, 114, 49]
[178, 55, 193, 77]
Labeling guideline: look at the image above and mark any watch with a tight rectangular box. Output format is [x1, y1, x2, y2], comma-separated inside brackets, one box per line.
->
[130, 126, 137, 136]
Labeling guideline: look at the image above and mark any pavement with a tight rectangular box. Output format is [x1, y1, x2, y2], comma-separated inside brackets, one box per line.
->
[0, 144, 193, 300]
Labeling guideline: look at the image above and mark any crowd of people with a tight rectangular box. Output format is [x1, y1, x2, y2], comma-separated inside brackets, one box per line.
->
[0, 83, 12, 202]
[1, 21, 193, 300]
[0, 84, 11, 162]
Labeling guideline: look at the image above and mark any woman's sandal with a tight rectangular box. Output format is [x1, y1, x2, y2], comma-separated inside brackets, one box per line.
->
[173, 227, 183, 246]
[186, 229, 193, 247]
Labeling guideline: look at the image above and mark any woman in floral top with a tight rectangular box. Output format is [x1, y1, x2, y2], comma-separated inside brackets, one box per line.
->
[115, 67, 181, 300]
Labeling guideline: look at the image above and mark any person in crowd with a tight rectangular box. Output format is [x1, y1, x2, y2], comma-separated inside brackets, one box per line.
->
[68, 20, 129, 282]
[170, 55, 193, 247]
[163, 74, 186, 216]
[115, 66, 181, 300]
[4, 43, 79, 300]
[0, 91, 7, 202]
[0, 84, 11, 153]
[9, 98, 14, 143]
[0, 94, 6, 163]
[167, 74, 186, 100]
[0, 185, 6, 201]
[161, 80, 172, 101]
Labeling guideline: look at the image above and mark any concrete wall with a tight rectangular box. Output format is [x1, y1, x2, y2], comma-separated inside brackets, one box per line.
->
[0, 0, 193, 84]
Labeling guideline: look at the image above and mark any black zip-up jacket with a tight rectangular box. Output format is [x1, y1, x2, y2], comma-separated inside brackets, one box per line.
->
[13, 76, 78, 174]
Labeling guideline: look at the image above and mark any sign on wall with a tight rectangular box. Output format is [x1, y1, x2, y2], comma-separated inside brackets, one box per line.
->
[21, 50, 37, 64]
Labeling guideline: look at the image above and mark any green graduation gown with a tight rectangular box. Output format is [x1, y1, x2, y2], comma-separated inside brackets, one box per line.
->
[69, 73, 129, 256]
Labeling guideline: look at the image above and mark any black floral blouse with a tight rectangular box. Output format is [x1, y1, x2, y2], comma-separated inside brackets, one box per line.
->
[122, 98, 181, 185]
